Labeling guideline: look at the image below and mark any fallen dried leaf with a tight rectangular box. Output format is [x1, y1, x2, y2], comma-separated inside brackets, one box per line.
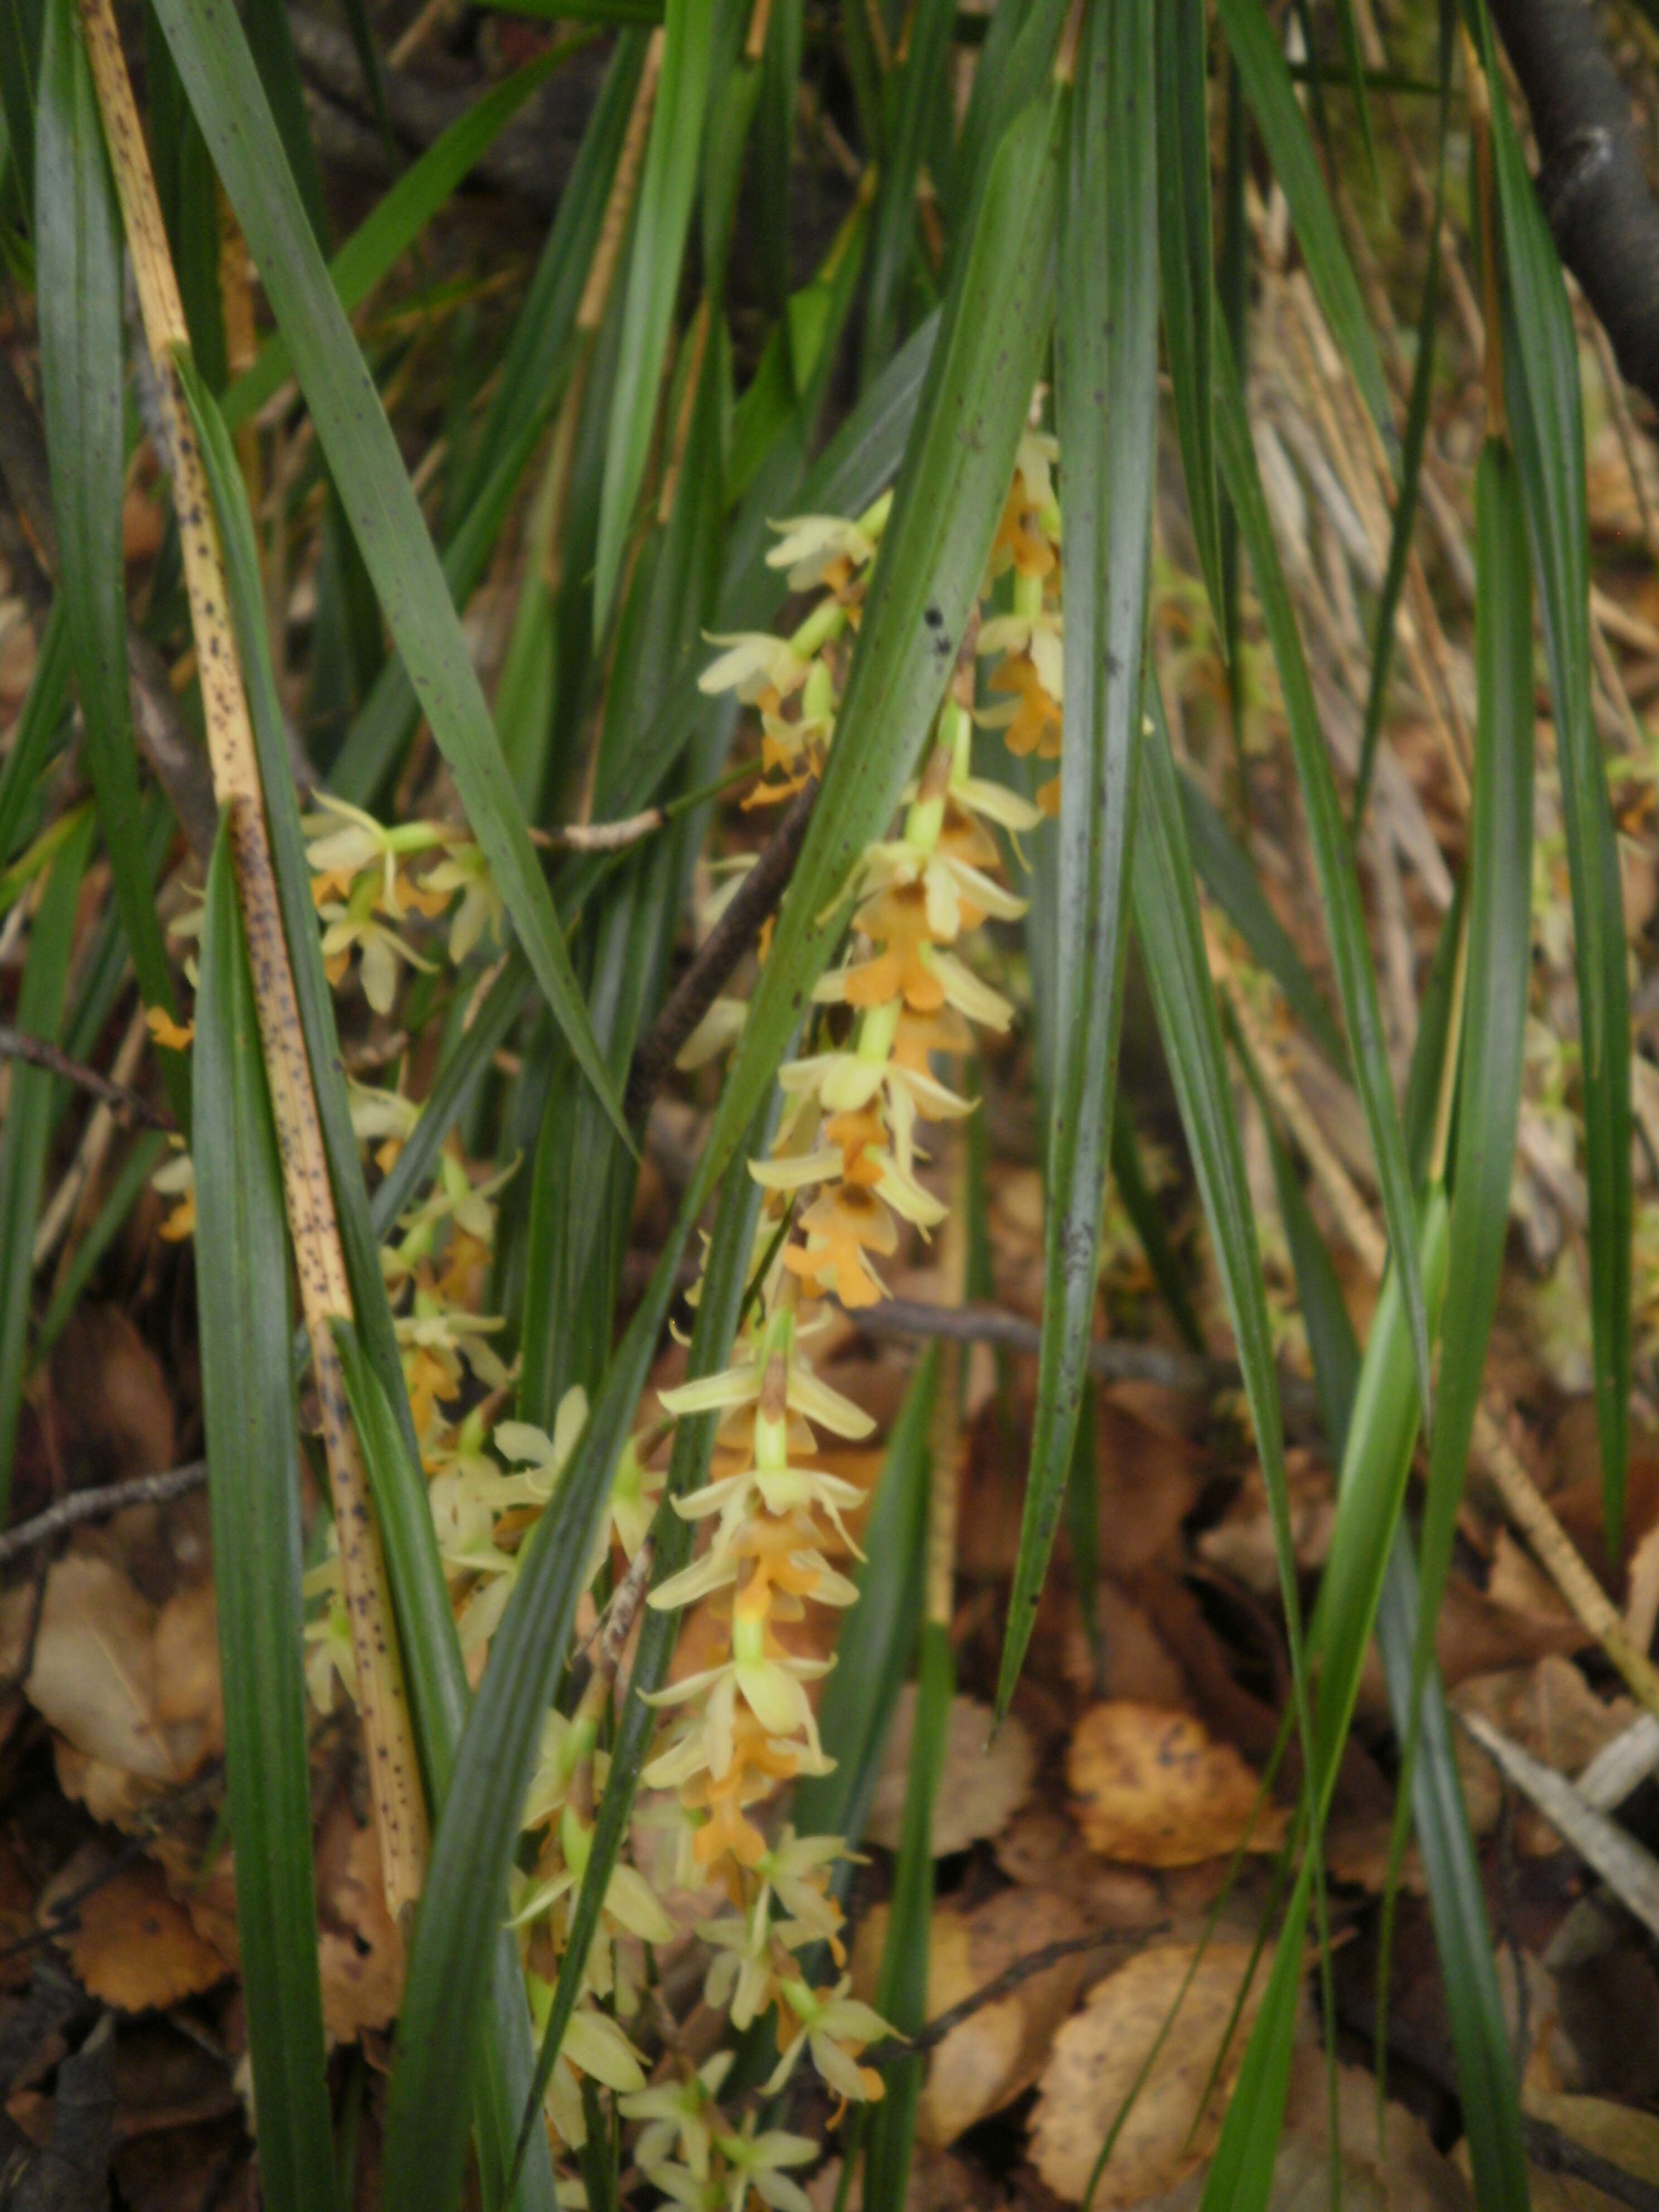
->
[1067, 1703, 1286, 1866]
[28, 1558, 185, 1787]
[41, 1850, 226, 2012]
[866, 1689, 1035, 1857]
[1030, 1940, 1275, 2205]
[853, 1888, 1108, 2144]
[995, 1803, 1164, 1930]
[316, 1806, 405, 2043]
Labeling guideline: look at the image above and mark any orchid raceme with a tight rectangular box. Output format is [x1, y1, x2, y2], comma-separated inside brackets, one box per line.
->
[196, 418, 1066, 2184]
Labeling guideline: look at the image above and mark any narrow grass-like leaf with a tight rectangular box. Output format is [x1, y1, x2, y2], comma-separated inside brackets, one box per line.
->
[997, 0, 1154, 1717]
[149, 0, 630, 1143]
[1212, 319, 1430, 1420]
[389, 105, 1059, 2206]
[950, 0, 1068, 258]
[0, 811, 91, 1515]
[1402, 433, 1533, 1807]
[240, 0, 328, 246]
[1351, 0, 1452, 835]
[1376, 1542, 1531, 2212]
[36, 0, 183, 1110]
[222, 45, 575, 430]
[1200, 1192, 1450, 2212]
[1265, 1060, 1529, 2212]
[1330, 0, 1377, 179]
[1156, 0, 1222, 628]
[195, 829, 334, 2212]
[333, 1326, 561, 2212]
[1478, 0, 1631, 1549]
[176, 359, 557, 2212]
[1131, 687, 1312, 1808]
[591, 0, 714, 633]
[1213, 0, 1391, 439]
[860, 0, 954, 381]
[864, 1619, 951, 2212]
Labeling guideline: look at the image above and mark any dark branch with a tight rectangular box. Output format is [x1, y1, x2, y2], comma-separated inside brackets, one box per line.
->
[0, 1462, 206, 1569]
[625, 776, 819, 1124]
[0, 1027, 176, 1132]
[1489, 0, 1659, 416]
[855, 1297, 1238, 1395]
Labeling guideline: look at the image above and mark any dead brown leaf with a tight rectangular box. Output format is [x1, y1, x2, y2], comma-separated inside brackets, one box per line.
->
[1029, 1941, 1277, 2205]
[854, 1888, 1108, 2145]
[995, 1803, 1164, 1931]
[866, 1690, 1035, 1857]
[25, 1554, 220, 1829]
[47, 1854, 227, 2013]
[316, 1804, 405, 2043]
[1067, 1704, 1287, 1867]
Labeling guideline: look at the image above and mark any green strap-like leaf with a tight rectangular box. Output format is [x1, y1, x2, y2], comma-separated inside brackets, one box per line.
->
[864, 1617, 952, 2212]
[860, 0, 954, 381]
[1351, 0, 1453, 835]
[996, 0, 1154, 1718]
[148, 0, 632, 1143]
[1266, 1022, 1530, 2212]
[195, 830, 334, 2212]
[1213, 0, 1392, 440]
[1402, 434, 1534, 1804]
[1212, 318, 1431, 1423]
[1156, 0, 1222, 630]
[36, 0, 185, 1117]
[591, 0, 715, 634]
[1478, 0, 1631, 1549]
[1200, 1190, 1450, 2212]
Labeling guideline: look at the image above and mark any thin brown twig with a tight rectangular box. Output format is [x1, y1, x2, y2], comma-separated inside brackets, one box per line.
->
[0, 1462, 207, 1568]
[0, 1026, 174, 1131]
[624, 775, 819, 1123]
[861, 1925, 1157, 2067]
[856, 1297, 1238, 1395]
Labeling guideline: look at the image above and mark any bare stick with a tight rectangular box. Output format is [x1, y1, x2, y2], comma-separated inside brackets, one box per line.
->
[857, 1297, 1236, 1395]
[0, 1462, 208, 1569]
[624, 775, 819, 1123]
[0, 1025, 173, 1130]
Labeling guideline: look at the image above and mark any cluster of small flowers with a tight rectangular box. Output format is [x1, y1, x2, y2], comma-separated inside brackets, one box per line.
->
[593, 414, 1068, 2185]
[304, 792, 505, 1016]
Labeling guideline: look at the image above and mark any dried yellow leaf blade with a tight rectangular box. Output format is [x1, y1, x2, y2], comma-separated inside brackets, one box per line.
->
[76, 0, 426, 1913]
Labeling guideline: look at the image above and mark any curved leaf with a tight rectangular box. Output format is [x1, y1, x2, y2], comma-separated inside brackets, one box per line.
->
[196, 830, 334, 2212]
[997, 0, 1156, 1716]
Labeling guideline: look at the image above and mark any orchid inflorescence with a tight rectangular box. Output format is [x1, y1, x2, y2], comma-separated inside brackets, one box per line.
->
[148, 406, 1066, 2200]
